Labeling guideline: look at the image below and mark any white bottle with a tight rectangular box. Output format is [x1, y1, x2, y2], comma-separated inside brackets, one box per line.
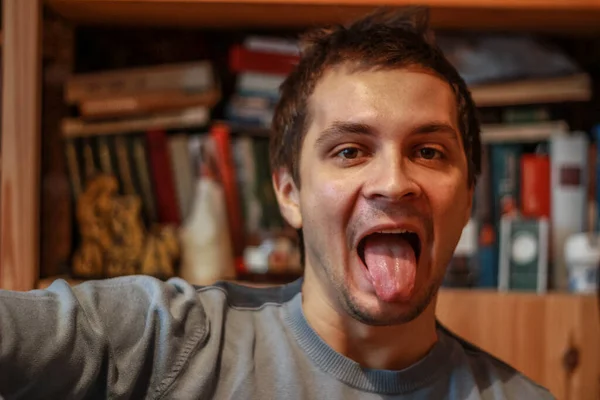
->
[179, 161, 236, 286]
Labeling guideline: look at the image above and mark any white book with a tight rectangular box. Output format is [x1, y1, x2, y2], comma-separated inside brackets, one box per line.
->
[62, 106, 210, 138]
[237, 72, 287, 96]
[66, 61, 215, 103]
[550, 131, 589, 290]
[243, 36, 300, 56]
[481, 121, 569, 144]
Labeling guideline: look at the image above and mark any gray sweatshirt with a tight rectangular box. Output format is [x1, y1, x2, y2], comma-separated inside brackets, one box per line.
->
[0, 275, 554, 399]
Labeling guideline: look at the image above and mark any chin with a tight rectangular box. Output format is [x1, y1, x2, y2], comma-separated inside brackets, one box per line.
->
[338, 278, 439, 326]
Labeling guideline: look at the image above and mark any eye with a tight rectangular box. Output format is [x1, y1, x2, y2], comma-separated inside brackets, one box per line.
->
[417, 147, 443, 160]
[337, 147, 363, 160]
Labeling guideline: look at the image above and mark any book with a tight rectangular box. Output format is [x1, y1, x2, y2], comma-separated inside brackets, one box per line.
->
[550, 132, 589, 290]
[491, 144, 522, 221]
[499, 217, 549, 293]
[66, 61, 215, 103]
[593, 125, 600, 232]
[62, 106, 210, 138]
[243, 36, 300, 56]
[231, 136, 261, 238]
[520, 153, 551, 218]
[168, 133, 195, 220]
[146, 129, 181, 225]
[131, 135, 158, 225]
[480, 121, 568, 144]
[78, 88, 221, 120]
[64, 138, 83, 200]
[229, 45, 299, 75]
[470, 73, 591, 107]
[444, 218, 478, 288]
[210, 123, 246, 270]
[474, 145, 498, 288]
[236, 72, 286, 99]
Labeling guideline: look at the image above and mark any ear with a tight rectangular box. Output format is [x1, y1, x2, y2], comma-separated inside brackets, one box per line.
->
[272, 167, 302, 229]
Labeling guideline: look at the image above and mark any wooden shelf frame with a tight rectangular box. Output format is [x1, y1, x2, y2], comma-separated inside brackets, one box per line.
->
[47, 0, 600, 34]
[0, 1, 597, 398]
[0, 0, 42, 291]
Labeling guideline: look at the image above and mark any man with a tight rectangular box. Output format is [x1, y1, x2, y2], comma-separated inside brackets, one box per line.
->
[0, 8, 553, 400]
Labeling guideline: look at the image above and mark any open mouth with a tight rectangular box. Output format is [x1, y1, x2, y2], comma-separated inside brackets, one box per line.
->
[357, 231, 422, 267]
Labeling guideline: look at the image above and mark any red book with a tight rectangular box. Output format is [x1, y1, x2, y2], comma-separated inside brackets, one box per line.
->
[146, 129, 181, 225]
[520, 153, 551, 218]
[210, 123, 246, 273]
[229, 45, 299, 75]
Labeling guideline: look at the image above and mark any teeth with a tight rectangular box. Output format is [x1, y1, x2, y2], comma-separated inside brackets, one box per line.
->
[376, 229, 414, 234]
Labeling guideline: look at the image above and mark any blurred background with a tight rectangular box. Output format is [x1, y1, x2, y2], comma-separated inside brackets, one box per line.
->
[0, 1, 599, 399]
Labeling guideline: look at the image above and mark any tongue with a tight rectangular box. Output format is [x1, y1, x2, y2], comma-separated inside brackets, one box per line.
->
[363, 234, 417, 302]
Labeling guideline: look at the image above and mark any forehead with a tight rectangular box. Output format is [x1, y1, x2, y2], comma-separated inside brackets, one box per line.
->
[308, 65, 459, 135]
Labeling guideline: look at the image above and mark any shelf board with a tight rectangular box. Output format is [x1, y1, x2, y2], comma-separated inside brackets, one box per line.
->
[46, 0, 600, 34]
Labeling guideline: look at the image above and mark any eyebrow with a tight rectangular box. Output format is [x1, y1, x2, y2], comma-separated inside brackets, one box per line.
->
[412, 122, 460, 142]
[315, 120, 460, 147]
[315, 121, 377, 147]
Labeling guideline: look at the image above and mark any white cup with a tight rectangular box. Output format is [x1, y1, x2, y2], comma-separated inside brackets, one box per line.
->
[564, 233, 600, 294]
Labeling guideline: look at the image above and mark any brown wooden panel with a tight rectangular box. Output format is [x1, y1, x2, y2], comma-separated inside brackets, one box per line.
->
[437, 289, 600, 400]
[40, 11, 75, 279]
[0, 0, 42, 291]
[46, 0, 600, 34]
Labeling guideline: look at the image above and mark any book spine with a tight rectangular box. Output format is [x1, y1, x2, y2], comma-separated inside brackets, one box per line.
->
[211, 123, 246, 272]
[114, 136, 136, 196]
[64, 138, 83, 200]
[593, 126, 600, 232]
[78, 88, 220, 120]
[131, 135, 158, 225]
[96, 136, 115, 176]
[550, 132, 588, 290]
[146, 129, 181, 225]
[475, 145, 498, 288]
[252, 137, 284, 231]
[520, 154, 551, 218]
[229, 45, 299, 75]
[62, 106, 210, 138]
[167, 134, 195, 220]
[81, 137, 98, 184]
[491, 144, 522, 221]
[66, 61, 214, 103]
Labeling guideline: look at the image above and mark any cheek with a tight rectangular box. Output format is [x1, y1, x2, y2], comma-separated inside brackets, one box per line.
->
[300, 171, 359, 240]
[302, 175, 354, 220]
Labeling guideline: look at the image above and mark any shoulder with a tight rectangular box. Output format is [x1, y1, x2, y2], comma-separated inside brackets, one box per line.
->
[63, 274, 303, 319]
[194, 277, 303, 310]
[438, 323, 556, 400]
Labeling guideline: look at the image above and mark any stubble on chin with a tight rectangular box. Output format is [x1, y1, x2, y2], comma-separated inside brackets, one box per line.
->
[337, 277, 442, 326]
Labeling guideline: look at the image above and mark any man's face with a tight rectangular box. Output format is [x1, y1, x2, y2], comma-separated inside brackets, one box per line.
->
[275, 65, 473, 325]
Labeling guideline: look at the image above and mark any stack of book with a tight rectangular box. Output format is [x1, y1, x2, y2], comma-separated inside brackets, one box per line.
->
[225, 36, 300, 128]
[62, 61, 220, 229]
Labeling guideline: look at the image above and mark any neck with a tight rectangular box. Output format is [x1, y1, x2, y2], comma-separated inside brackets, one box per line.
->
[301, 265, 439, 371]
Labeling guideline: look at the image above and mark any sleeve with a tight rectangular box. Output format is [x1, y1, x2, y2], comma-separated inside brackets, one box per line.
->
[0, 275, 209, 400]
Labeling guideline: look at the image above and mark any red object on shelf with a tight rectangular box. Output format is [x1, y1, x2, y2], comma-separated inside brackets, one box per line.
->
[520, 153, 551, 218]
[211, 123, 247, 274]
[146, 129, 181, 225]
[229, 45, 299, 75]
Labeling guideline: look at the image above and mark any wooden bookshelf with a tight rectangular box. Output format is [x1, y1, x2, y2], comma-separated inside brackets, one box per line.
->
[0, 0, 42, 292]
[437, 289, 599, 400]
[47, 0, 600, 34]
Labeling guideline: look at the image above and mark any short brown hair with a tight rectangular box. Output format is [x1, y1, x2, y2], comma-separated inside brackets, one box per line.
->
[270, 7, 481, 187]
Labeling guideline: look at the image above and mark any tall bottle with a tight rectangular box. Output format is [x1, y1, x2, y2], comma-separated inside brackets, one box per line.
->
[179, 141, 236, 285]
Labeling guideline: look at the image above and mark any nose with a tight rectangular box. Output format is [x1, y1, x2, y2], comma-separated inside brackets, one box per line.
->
[362, 150, 421, 202]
